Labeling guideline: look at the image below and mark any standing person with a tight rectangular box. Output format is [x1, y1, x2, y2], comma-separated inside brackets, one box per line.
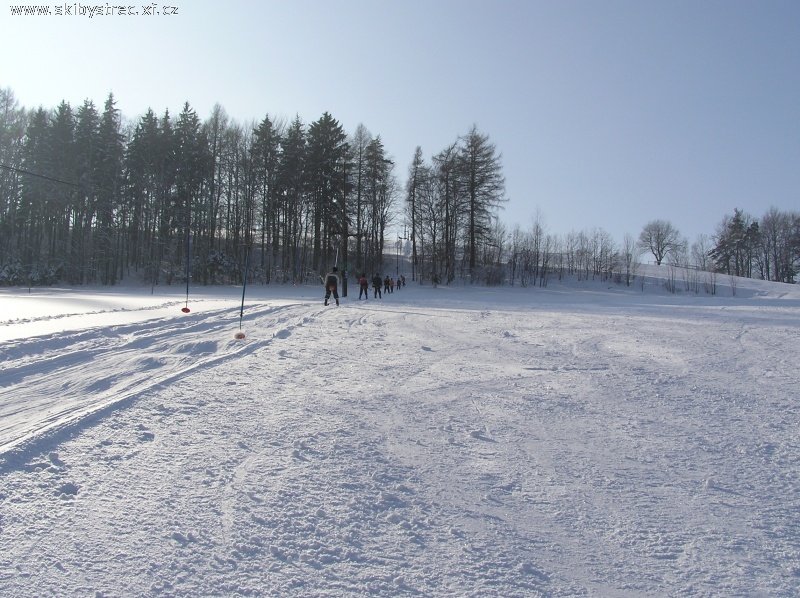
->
[384, 275, 391, 295]
[324, 267, 340, 306]
[372, 273, 382, 299]
[358, 273, 369, 300]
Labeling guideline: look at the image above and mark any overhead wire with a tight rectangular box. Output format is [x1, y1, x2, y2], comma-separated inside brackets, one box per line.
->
[0, 162, 83, 189]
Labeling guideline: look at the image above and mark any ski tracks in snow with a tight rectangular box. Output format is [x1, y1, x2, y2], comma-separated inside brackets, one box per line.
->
[0, 294, 798, 595]
[0, 302, 314, 464]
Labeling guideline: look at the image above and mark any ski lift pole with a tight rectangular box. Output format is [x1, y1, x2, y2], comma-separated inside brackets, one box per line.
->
[334, 237, 347, 297]
[234, 248, 250, 340]
[185, 230, 190, 301]
[239, 249, 250, 328]
[182, 229, 191, 313]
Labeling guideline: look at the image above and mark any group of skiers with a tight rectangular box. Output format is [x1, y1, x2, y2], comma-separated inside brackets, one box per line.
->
[358, 273, 405, 300]
[323, 267, 406, 305]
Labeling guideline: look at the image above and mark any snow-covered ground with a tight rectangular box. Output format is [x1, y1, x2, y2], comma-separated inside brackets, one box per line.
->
[1, 269, 799, 596]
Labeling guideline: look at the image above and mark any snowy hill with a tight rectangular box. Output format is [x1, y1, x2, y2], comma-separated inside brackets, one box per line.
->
[1, 272, 799, 596]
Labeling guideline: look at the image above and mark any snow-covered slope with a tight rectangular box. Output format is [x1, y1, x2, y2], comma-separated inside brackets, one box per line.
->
[1, 274, 798, 596]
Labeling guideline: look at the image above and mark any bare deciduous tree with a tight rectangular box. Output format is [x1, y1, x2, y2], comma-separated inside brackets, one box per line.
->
[638, 219, 682, 266]
[621, 233, 638, 286]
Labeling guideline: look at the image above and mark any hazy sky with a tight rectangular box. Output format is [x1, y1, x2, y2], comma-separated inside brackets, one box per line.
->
[2, 0, 798, 243]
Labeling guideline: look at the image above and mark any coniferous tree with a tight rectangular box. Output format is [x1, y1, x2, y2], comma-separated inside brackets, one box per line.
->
[277, 116, 307, 280]
[73, 99, 101, 283]
[203, 103, 229, 281]
[47, 101, 76, 271]
[710, 209, 759, 277]
[306, 112, 347, 272]
[251, 114, 282, 278]
[405, 146, 425, 281]
[0, 89, 26, 272]
[173, 102, 207, 281]
[155, 109, 177, 282]
[18, 107, 51, 273]
[461, 125, 506, 275]
[228, 121, 255, 272]
[124, 108, 161, 274]
[96, 93, 124, 284]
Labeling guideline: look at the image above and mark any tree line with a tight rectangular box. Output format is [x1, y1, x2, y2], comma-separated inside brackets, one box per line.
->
[0, 87, 508, 288]
[502, 209, 798, 292]
[1, 86, 796, 288]
[635, 212, 799, 284]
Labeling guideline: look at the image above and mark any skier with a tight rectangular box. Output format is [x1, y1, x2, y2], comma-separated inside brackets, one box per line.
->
[324, 267, 340, 306]
[372, 273, 382, 299]
[358, 273, 369, 300]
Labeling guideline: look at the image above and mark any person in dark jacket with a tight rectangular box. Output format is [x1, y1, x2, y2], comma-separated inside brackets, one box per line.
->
[372, 273, 382, 299]
[324, 267, 340, 306]
[358, 273, 369, 300]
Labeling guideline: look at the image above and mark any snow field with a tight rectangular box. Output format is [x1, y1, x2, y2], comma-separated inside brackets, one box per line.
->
[0, 278, 799, 596]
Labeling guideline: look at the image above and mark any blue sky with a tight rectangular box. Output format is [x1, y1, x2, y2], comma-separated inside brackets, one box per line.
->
[2, 0, 798, 244]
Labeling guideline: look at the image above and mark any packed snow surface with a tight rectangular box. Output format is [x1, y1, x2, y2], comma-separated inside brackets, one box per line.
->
[1, 271, 799, 596]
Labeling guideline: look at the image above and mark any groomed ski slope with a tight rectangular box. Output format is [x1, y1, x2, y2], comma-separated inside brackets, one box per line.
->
[1, 272, 799, 596]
